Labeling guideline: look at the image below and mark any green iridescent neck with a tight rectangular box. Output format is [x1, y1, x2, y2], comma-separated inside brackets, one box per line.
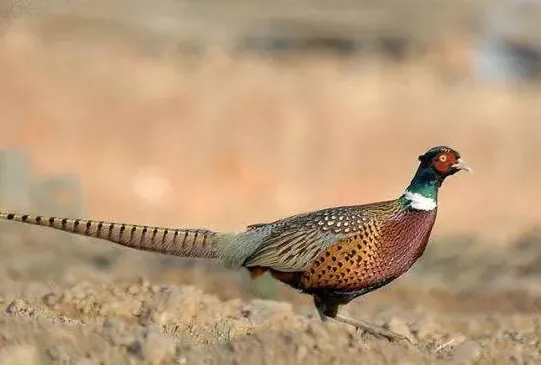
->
[401, 166, 441, 209]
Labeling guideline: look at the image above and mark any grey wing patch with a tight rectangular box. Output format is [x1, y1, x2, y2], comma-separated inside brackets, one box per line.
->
[243, 226, 337, 272]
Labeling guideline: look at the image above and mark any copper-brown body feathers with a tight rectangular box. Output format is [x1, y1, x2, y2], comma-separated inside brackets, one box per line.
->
[243, 199, 437, 297]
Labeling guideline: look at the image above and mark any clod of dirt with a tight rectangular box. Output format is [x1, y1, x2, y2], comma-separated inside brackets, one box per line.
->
[451, 340, 482, 363]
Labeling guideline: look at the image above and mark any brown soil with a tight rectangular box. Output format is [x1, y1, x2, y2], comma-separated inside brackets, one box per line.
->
[0, 224, 539, 364]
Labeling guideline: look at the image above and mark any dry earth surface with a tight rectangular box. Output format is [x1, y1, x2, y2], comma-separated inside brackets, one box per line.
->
[0, 226, 541, 365]
[1, 5, 541, 364]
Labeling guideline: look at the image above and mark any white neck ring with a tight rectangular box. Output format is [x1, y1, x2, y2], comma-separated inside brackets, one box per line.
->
[404, 191, 437, 211]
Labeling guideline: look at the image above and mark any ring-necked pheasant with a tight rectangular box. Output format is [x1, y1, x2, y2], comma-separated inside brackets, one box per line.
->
[0, 146, 471, 342]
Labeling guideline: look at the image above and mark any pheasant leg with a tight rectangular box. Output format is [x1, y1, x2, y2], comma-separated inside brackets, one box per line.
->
[334, 314, 412, 343]
[315, 301, 410, 343]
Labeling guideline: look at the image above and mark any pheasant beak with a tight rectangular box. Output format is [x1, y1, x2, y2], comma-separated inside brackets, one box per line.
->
[452, 158, 473, 173]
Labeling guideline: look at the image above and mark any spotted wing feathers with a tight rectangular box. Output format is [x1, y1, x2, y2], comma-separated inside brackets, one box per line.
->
[243, 204, 396, 272]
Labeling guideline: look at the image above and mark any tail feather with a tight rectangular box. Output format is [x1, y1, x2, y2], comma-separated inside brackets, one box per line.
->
[0, 212, 221, 259]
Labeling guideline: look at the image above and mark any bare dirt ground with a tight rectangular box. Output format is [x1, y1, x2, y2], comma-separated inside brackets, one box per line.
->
[1, 6, 541, 364]
[1, 224, 541, 365]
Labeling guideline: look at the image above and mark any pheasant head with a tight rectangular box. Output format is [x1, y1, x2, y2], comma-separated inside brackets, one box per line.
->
[404, 146, 472, 211]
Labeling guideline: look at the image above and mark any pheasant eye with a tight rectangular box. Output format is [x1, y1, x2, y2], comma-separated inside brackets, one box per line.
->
[438, 154, 447, 162]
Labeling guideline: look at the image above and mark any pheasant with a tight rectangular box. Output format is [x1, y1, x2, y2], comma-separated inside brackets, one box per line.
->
[0, 146, 471, 342]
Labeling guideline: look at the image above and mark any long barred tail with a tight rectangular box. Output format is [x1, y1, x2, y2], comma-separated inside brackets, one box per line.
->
[0, 212, 221, 259]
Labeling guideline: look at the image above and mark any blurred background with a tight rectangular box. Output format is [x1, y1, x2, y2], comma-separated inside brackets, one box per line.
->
[1, 0, 541, 310]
